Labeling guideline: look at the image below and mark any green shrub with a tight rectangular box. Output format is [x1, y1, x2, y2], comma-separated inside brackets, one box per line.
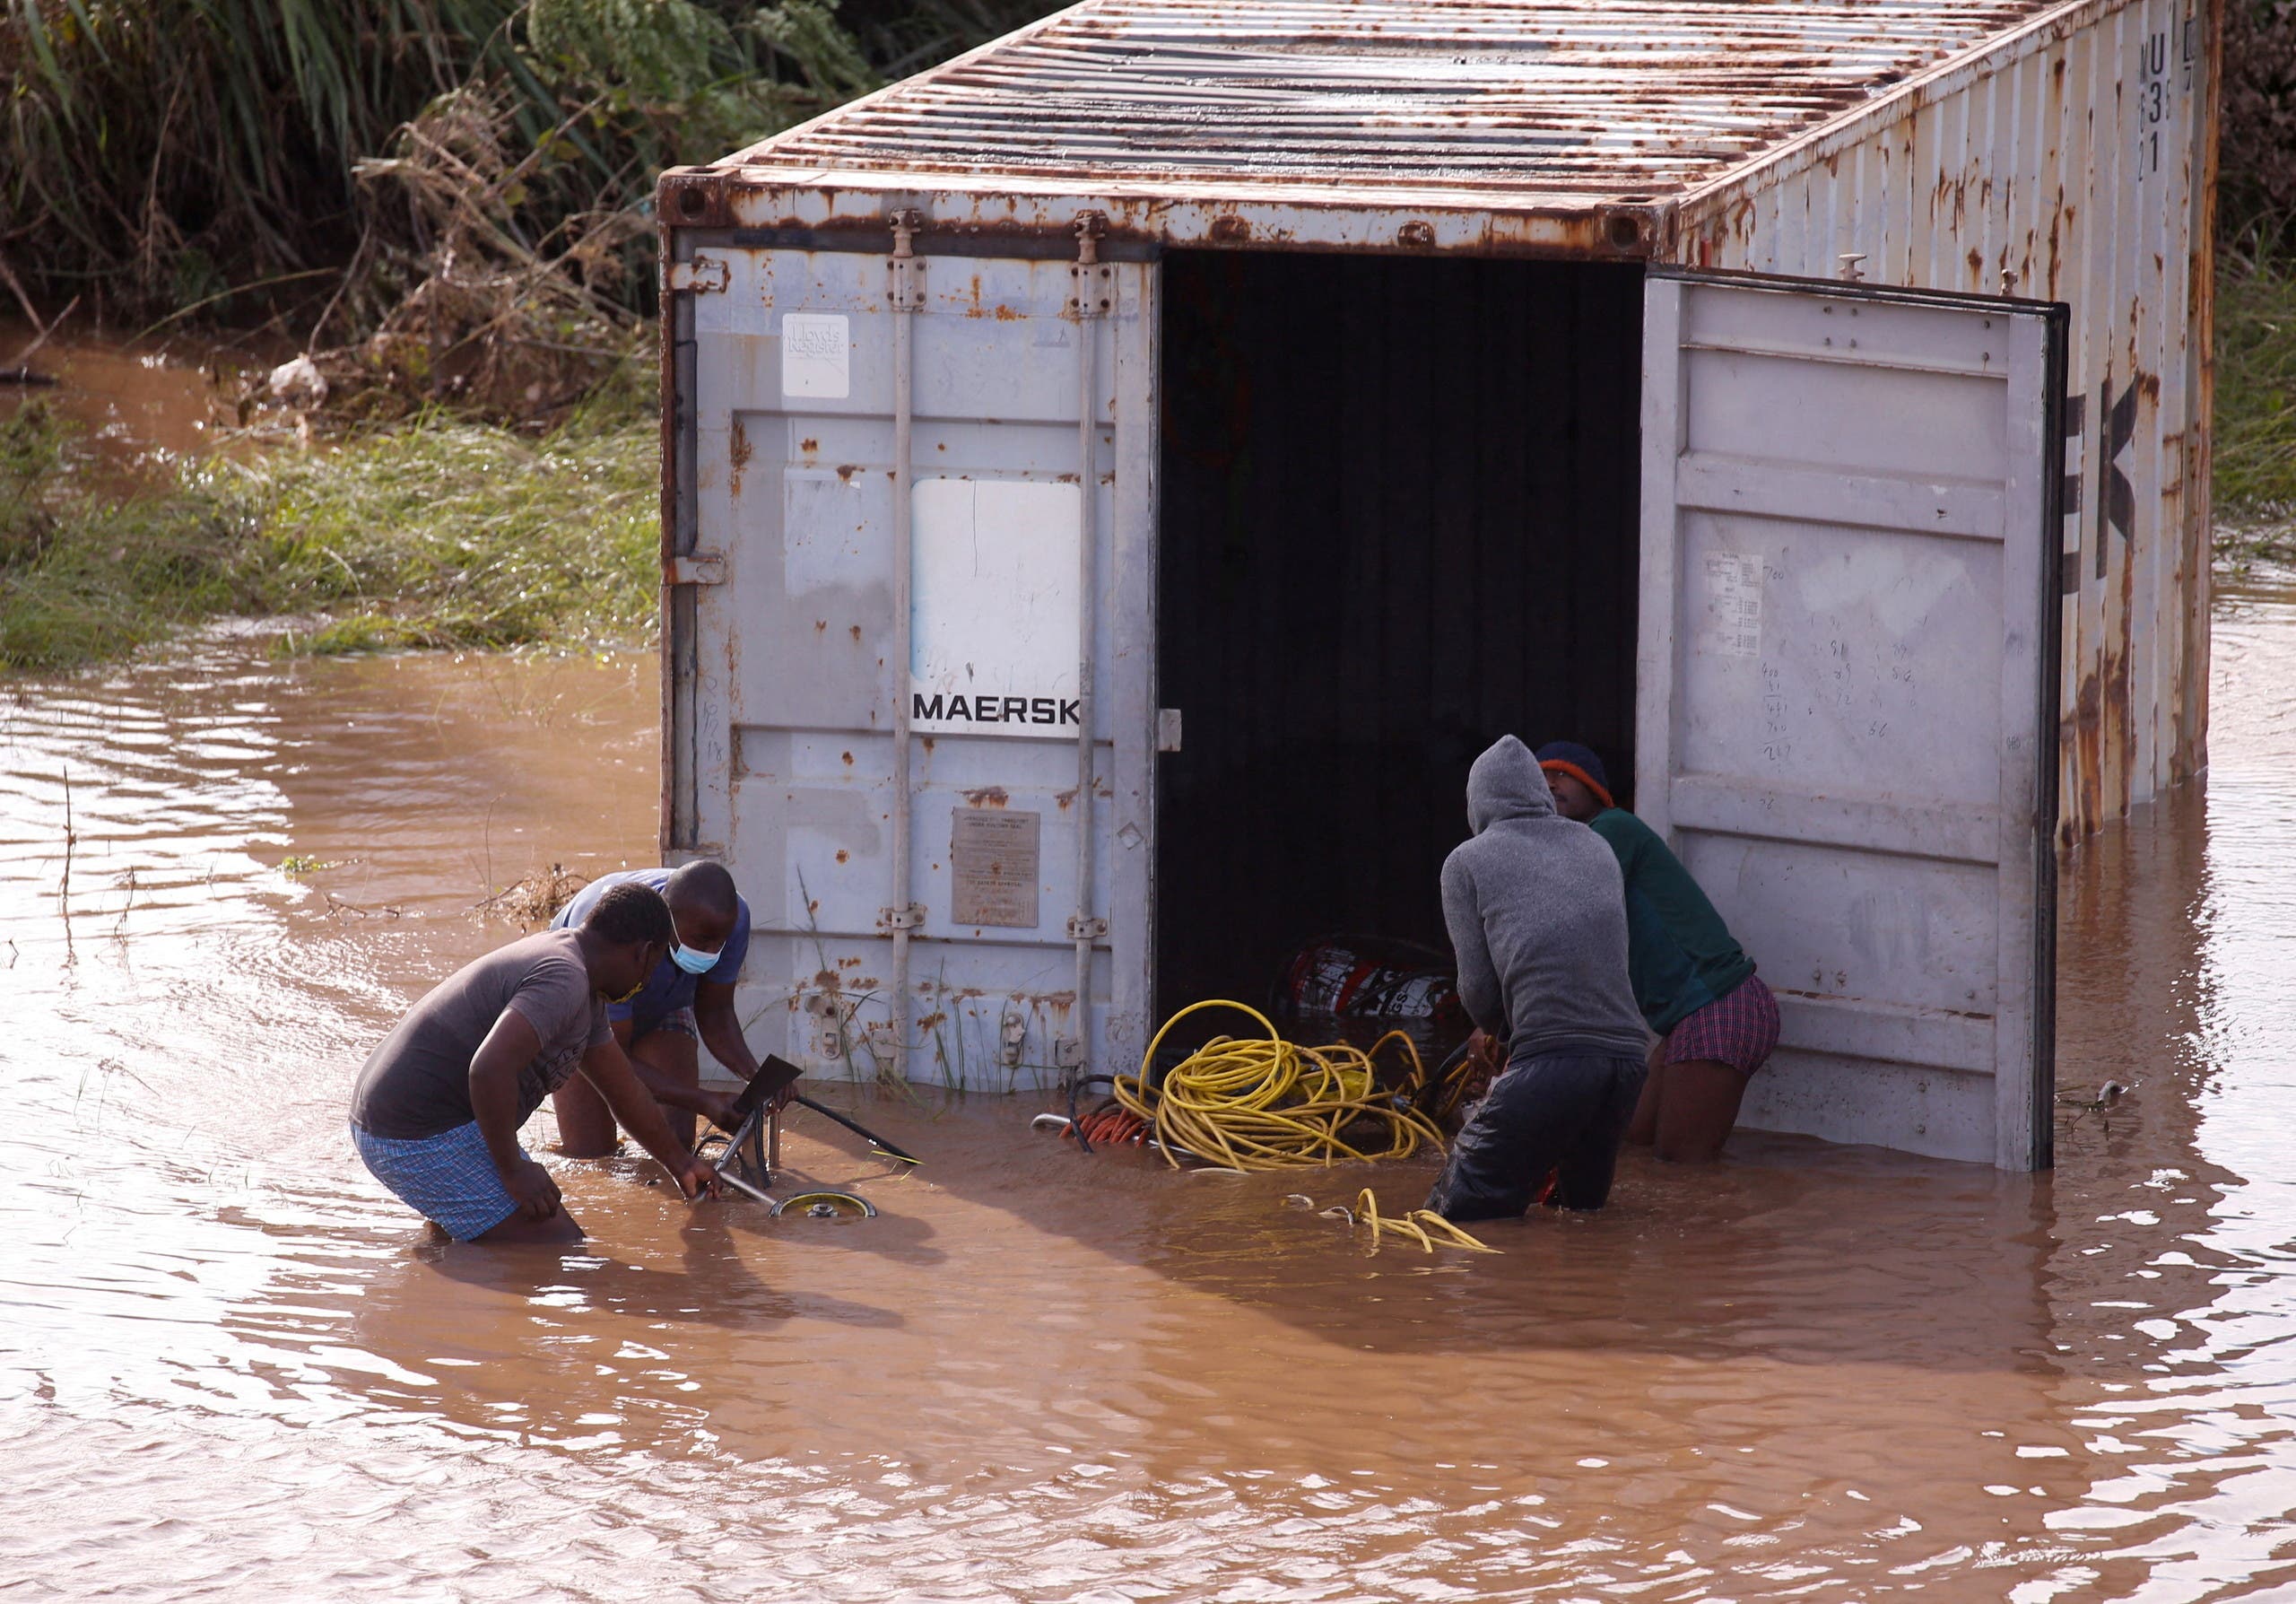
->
[0, 0, 1054, 327]
[2214, 258, 2296, 562]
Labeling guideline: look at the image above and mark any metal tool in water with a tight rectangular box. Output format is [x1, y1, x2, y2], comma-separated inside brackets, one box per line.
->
[692, 1056, 889, 1218]
[787, 1089, 921, 1166]
[693, 1054, 804, 1206]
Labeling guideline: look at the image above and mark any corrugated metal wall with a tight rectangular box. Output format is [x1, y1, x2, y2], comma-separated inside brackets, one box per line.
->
[1672, 0, 2219, 841]
[1154, 252, 1643, 1013]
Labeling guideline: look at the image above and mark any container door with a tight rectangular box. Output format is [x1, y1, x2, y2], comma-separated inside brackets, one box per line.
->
[673, 241, 1157, 1090]
[1638, 270, 2063, 1170]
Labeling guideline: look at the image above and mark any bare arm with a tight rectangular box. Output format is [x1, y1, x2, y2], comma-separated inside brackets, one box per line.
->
[617, 1040, 735, 1117]
[606, 1012, 737, 1129]
[694, 979, 772, 1085]
[578, 1037, 718, 1198]
[467, 1007, 561, 1220]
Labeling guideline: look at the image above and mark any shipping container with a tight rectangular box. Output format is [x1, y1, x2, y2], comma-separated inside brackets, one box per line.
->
[656, 0, 2218, 1170]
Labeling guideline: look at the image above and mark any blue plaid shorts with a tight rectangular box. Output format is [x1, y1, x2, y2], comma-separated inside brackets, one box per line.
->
[633, 1004, 699, 1043]
[351, 1119, 524, 1242]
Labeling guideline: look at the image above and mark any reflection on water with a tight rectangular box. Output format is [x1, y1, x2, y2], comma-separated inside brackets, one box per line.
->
[0, 317, 258, 478]
[4, 588, 2296, 1600]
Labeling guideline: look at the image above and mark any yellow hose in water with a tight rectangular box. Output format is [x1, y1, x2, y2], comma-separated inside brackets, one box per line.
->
[1345, 1188, 1500, 1255]
[1110, 998, 1448, 1172]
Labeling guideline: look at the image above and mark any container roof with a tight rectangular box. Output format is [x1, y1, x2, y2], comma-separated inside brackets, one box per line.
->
[721, 0, 2067, 206]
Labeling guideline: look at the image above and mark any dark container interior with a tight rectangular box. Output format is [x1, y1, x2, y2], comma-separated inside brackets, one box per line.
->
[1154, 249, 1646, 1022]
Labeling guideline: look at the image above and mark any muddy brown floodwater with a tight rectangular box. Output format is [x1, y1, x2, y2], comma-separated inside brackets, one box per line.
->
[4, 580, 2296, 1601]
[1, 316, 257, 476]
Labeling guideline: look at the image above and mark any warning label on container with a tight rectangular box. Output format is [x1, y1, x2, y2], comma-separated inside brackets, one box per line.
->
[1700, 552, 1764, 659]
[951, 807, 1041, 928]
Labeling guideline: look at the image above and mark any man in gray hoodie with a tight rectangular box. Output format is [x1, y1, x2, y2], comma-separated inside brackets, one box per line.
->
[1427, 736, 1652, 1220]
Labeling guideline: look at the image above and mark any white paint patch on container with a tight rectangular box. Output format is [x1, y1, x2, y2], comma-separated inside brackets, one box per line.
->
[909, 478, 1082, 741]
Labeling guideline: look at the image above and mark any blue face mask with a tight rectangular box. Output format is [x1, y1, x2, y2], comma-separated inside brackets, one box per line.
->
[668, 914, 722, 976]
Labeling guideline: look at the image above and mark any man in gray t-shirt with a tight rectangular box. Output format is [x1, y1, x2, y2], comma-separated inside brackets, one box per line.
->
[349, 881, 718, 1244]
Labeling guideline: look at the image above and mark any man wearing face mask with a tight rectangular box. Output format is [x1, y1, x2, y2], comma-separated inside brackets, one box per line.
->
[348, 880, 719, 1244]
[549, 859, 772, 1158]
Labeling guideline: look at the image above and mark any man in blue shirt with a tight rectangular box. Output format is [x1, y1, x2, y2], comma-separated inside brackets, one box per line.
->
[549, 859, 773, 1157]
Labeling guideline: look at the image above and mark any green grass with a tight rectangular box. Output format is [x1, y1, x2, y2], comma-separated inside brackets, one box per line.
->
[0, 399, 658, 673]
[0, 405, 266, 669]
[2214, 259, 2296, 565]
[252, 408, 658, 656]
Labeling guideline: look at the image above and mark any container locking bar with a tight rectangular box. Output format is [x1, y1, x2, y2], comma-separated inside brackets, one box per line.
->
[886, 206, 926, 1080]
[1060, 211, 1109, 1087]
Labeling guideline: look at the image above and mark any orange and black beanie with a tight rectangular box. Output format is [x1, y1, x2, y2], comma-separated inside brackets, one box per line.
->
[1535, 740, 1614, 810]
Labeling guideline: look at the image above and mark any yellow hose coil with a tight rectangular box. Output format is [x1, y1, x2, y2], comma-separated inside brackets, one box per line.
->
[1110, 998, 1448, 1172]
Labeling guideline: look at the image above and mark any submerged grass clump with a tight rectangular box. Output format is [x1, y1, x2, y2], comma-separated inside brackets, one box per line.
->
[2215, 260, 2296, 567]
[0, 400, 657, 672]
[1, 404, 265, 669]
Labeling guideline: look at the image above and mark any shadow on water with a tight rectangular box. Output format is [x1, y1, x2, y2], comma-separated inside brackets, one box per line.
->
[785, 1083, 2068, 1374]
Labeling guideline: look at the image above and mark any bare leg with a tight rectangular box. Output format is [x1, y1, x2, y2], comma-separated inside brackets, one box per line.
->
[1624, 1037, 1666, 1146]
[631, 1029, 702, 1152]
[1651, 1059, 1751, 1164]
[473, 1209, 585, 1244]
[552, 1028, 702, 1158]
[552, 1073, 620, 1158]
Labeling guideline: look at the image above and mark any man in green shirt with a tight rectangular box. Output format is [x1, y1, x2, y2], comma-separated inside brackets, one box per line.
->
[1535, 742, 1780, 1163]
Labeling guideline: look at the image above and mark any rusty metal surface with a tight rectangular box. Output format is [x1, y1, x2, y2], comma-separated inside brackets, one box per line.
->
[1671, 0, 2219, 838]
[665, 172, 1661, 260]
[726, 0, 2062, 205]
[662, 246, 1161, 1086]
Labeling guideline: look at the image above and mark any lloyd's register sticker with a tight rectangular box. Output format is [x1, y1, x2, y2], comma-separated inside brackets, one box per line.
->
[780, 312, 850, 400]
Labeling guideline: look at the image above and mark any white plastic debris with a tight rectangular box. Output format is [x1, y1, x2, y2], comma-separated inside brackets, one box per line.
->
[266, 354, 327, 409]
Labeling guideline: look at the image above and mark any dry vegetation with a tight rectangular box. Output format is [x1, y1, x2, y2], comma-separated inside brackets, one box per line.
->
[474, 862, 592, 927]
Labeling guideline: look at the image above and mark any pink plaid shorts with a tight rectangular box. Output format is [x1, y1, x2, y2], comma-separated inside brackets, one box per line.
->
[1663, 972, 1780, 1077]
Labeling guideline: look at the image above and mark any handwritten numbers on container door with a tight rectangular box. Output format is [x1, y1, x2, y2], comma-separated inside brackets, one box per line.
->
[2137, 30, 2170, 180]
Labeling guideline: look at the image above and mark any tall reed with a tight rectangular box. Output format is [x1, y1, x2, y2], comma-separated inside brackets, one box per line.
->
[0, 0, 1052, 331]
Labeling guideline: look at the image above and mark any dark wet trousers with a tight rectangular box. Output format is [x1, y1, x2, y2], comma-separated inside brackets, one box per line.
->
[1425, 1051, 1648, 1221]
